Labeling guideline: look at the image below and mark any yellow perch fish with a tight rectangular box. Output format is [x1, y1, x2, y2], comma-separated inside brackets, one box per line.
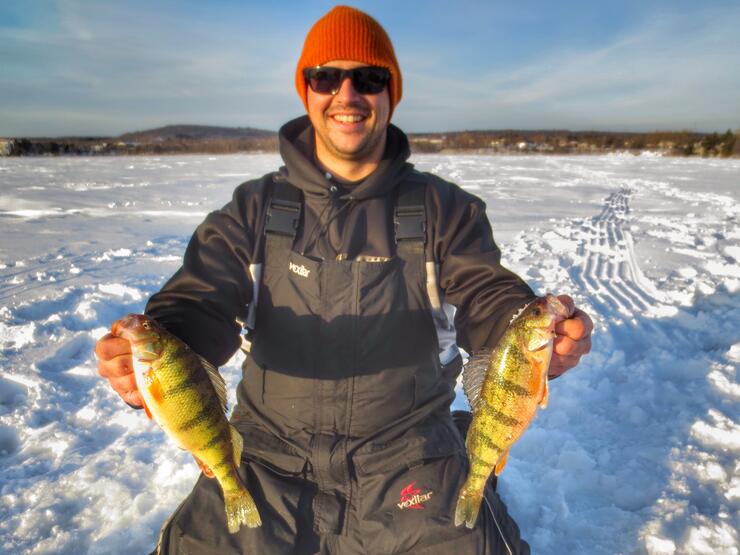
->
[112, 314, 261, 532]
[454, 294, 570, 528]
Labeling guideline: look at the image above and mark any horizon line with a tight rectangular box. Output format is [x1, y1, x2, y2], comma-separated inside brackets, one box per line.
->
[3, 124, 736, 140]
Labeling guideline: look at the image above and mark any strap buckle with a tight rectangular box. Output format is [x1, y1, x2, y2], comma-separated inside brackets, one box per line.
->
[265, 199, 301, 237]
[395, 206, 426, 242]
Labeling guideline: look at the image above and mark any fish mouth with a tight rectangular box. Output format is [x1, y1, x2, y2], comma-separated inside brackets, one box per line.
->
[112, 314, 142, 335]
[111, 314, 162, 359]
[524, 295, 569, 349]
[544, 294, 571, 321]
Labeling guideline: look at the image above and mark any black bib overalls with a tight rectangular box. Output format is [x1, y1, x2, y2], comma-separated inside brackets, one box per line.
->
[154, 178, 528, 555]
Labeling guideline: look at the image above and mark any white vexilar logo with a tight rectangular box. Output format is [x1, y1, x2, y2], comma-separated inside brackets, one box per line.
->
[289, 262, 310, 278]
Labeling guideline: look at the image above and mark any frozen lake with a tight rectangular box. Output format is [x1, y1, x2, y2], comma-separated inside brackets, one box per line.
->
[1, 153, 738, 554]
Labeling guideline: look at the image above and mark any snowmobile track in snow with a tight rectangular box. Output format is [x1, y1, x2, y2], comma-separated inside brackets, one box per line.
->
[570, 186, 668, 321]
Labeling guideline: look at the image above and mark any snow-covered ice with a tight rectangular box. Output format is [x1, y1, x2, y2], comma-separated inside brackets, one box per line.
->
[1, 153, 738, 554]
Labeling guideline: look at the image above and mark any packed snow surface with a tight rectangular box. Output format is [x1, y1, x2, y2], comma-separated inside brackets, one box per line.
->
[1, 154, 738, 554]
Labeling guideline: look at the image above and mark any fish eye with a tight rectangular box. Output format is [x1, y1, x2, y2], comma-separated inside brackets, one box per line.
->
[142, 321, 150, 329]
[531, 307, 541, 316]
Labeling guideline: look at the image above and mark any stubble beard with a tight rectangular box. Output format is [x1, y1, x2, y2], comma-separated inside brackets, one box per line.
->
[318, 105, 386, 162]
[320, 129, 383, 162]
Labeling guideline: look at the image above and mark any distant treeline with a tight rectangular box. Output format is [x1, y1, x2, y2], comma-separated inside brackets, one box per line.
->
[2, 125, 738, 157]
[3, 136, 279, 156]
[408, 129, 739, 157]
[0, 124, 278, 157]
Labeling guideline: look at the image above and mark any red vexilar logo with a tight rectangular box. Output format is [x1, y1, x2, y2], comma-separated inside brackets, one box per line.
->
[397, 481, 433, 510]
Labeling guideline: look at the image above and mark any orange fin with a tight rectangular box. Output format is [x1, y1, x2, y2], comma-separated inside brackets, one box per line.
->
[143, 369, 165, 405]
[539, 377, 550, 409]
[140, 396, 153, 420]
[193, 455, 215, 478]
[494, 450, 510, 476]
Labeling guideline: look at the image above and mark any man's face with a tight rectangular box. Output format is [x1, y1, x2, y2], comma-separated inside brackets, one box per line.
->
[306, 60, 391, 166]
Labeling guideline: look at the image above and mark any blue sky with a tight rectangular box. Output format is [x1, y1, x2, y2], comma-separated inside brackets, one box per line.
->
[1, 0, 739, 136]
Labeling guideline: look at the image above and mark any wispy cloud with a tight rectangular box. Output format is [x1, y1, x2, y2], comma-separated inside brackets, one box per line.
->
[399, 7, 740, 131]
[1, 2, 738, 135]
[0, 1, 304, 135]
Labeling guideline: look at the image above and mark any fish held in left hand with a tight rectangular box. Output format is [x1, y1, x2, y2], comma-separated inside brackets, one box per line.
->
[454, 294, 570, 529]
[111, 314, 261, 532]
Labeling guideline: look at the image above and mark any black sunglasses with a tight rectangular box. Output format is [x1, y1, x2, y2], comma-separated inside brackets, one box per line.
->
[303, 66, 390, 95]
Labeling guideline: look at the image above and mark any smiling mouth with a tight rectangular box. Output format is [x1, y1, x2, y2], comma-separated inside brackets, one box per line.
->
[330, 113, 368, 124]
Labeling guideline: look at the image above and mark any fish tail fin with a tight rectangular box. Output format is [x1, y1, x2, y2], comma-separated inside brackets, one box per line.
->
[224, 481, 262, 532]
[223, 426, 260, 532]
[454, 484, 485, 529]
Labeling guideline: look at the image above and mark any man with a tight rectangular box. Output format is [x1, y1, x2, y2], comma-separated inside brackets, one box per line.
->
[96, 6, 592, 554]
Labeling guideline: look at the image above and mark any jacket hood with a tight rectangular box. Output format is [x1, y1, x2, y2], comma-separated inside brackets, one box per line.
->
[278, 115, 413, 201]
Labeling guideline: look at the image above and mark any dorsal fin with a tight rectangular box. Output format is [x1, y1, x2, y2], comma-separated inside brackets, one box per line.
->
[197, 354, 228, 414]
[508, 299, 537, 325]
[462, 350, 491, 411]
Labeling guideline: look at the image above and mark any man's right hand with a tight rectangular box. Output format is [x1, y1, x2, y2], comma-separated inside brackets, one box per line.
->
[95, 333, 143, 408]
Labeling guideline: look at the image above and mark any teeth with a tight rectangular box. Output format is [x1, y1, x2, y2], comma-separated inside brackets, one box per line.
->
[333, 114, 365, 123]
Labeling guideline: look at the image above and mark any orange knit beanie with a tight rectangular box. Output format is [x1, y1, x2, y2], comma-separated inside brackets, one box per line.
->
[295, 5, 402, 116]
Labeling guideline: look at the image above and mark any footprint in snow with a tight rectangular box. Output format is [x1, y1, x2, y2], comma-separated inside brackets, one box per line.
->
[0, 376, 28, 411]
[0, 425, 20, 457]
[36, 333, 95, 374]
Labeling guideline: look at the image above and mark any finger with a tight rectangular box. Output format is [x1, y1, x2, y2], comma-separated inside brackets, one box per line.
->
[555, 309, 594, 340]
[554, 335, 592, 358]
[555, 318, 587, 340]
[550, 353, 581, 370]
[95, 335, 131, 361]
[108, 372, 139, 396]
[556, 295, 575, 317]
[123, 389, 143, 408]
[548, 355, 580, 377]
[548, 364, 568, 378]
[554, 335, 581, 357]
[548, 360, 574, 378]
[97, 354, 134, 378]
[106, 373, 143, 408]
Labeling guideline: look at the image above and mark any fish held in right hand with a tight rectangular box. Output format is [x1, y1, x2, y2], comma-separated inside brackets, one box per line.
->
[111, 314, 262, 532]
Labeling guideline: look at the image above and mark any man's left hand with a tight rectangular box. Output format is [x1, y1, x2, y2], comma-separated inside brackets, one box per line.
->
[549, 295, 593, 378]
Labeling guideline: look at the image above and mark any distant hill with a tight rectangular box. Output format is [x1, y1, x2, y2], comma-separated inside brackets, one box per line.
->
[118, 124, 275, 142]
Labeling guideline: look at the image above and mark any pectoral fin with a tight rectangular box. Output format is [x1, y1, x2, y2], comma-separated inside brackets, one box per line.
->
[539, 377, 550, 409]
[140, 397, 153, 420]
[494, 450, 510, 476]
[139, 368, 163, 420]
[193, 455, 215, 478]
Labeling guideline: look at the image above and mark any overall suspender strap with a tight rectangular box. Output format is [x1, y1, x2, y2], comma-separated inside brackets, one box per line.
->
[394, 175, 458, 364]
[241, 175, 303, 351]
[394, 175, 428, 284]
[394, 175, 427, 243]
[263, 175, 303, 268]
[265, 175, 302, 237]
[267, 171, 427, 243]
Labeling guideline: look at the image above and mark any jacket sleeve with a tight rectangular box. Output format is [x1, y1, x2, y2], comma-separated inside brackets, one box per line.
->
[144, 178, 268, 366]
[427, 174, 536, 353]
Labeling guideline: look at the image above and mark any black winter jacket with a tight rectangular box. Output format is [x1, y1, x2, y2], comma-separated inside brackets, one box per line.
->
[145, 116, 535, 365]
